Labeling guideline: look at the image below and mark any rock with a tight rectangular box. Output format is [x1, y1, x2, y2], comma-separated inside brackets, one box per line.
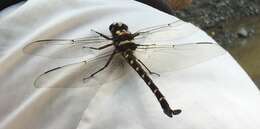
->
[237, 27, 249, 38]
[249, 28, 256, 34]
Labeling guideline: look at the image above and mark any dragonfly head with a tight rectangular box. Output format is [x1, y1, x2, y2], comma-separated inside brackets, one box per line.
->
[109, 22, 131, 37]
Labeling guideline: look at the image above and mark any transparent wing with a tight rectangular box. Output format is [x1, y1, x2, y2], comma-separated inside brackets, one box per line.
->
[23, 36, 112, 58]
[35, 52, 127, 88]
[23, 20, 197, 58]
[133, 20, 200, 44]
[134, 20, 183, 34]
[134, 42, 227, 73]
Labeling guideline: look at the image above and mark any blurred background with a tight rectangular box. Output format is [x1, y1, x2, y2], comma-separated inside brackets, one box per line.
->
[0, 0, 260, 88]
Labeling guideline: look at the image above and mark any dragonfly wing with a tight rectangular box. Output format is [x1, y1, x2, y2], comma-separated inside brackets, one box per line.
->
[134, 20, 183, 34]
[133, 20, 200, 44]
[134, 42, 227, 73]
[23, 36, 112, 58]
[35, 53, 126, 88]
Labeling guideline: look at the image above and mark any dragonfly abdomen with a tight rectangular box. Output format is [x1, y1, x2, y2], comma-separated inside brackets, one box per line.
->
[121, 50, 181, 117]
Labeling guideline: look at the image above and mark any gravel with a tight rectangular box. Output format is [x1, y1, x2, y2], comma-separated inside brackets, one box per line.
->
[171, 0, 260, 47]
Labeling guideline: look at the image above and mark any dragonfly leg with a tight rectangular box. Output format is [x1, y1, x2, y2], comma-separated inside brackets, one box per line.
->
[91, 29, 112, 40]
[131, 33, 140, 38]
[83, 43, 113, 50]
[136, 44, 157, 48]
[83, 50, 116, 81]
[135, 57, 160, 77]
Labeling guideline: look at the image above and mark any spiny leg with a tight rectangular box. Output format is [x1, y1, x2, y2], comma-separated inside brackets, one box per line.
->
[135, 57, 160, 77]
[83, 43, 113, 50]
[131, 33, 140, 38]
[83, 50, 116, 81]
[91, 29, 112, 40]
[135, 43, 162, 76]
[136, 44, 156, 47]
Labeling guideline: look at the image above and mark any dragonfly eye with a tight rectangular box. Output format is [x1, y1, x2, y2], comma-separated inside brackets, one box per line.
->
[109, 22, 128, 34]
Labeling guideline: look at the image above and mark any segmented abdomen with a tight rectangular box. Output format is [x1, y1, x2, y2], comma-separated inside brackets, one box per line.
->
[121, 50, 175, 116]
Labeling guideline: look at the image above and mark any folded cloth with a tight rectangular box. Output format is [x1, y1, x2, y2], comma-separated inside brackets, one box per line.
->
[0, 0, 259, 129]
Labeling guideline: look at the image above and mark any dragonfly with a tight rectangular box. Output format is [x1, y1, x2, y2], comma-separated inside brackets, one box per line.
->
[23, 20, 226, 117]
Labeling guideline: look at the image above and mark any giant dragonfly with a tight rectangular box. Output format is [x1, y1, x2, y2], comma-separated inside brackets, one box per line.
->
[23, 20, 226, 117]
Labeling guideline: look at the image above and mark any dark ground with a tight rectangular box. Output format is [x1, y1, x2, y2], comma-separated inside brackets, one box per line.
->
[171, 0, 260, 48]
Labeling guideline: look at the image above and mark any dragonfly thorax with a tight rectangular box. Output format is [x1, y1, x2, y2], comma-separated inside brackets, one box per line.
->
[116, 42, 138, 52]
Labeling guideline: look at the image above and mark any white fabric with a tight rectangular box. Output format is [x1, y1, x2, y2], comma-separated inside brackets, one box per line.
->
[0, 0, 259, 129]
